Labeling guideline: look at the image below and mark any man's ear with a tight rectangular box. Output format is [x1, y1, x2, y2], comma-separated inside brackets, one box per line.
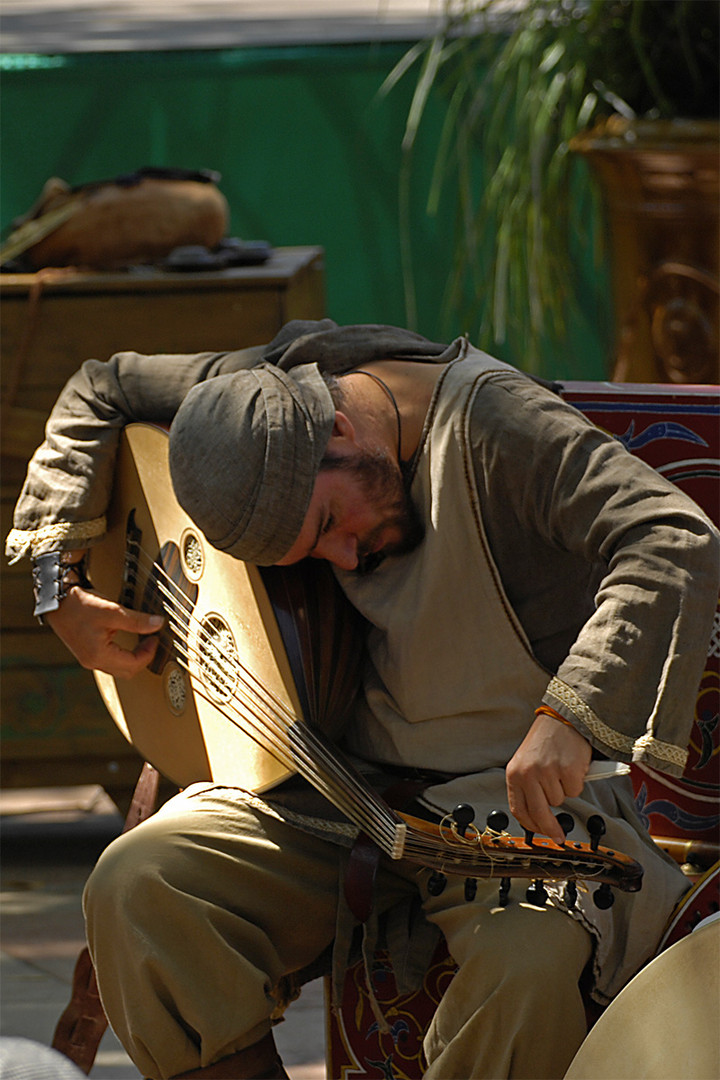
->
[330, 410, 356, 446]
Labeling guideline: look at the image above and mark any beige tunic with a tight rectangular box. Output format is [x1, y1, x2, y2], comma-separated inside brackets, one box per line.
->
[338, 350, 690, 1003]
[341, 351, 550, 770]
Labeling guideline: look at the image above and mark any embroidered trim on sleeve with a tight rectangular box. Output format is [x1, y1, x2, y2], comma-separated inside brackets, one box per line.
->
[545, 676, 635, 753]
[546, 676, 689, 771]
[5, 517, 106, 562]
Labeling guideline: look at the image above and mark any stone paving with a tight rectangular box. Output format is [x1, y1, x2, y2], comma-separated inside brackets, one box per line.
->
[0, 786, 327, 1079]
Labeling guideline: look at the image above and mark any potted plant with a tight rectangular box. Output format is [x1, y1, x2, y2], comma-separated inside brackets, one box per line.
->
[386, 0, 719, 380]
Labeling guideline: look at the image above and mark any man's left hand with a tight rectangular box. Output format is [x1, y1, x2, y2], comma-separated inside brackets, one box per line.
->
[506, 713, 592, 844]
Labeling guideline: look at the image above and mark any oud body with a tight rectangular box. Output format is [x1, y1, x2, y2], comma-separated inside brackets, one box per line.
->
[91, 423, 305, 793]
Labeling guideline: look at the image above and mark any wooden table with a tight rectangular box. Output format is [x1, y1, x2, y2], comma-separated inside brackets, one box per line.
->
[1, 246, 325, 476]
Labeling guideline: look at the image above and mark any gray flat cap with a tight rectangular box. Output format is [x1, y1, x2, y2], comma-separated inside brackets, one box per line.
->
[168, 362, 335, 564]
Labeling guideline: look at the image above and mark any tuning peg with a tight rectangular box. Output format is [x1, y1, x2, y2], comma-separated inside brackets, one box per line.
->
[556, 812, 575, 839]
[587, 815, 607, 852]
[564, 880, 578, 909]
[427, 871, 448, 896]
[526, 880, 548, 906]
[464, 877, 478, 902]
[486, 810, 509, 833]
[452, 804, 476, 834]
[498, 877, 511, 907]
[593, 883, 615, 909]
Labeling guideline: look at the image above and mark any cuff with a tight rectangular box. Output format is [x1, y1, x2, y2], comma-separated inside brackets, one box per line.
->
[543, 675, 688, 777]
[5, 517, 106, 563]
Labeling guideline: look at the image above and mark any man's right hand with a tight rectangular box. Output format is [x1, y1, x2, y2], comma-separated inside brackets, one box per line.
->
[45, 586, 164, 679]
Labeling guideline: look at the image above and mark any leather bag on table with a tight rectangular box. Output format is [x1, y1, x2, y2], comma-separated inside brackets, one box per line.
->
[1, 167, 229, 270]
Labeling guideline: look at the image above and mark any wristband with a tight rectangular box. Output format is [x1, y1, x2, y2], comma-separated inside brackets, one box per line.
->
[32, 551, 93, 622]
[535, 705, 575, 728]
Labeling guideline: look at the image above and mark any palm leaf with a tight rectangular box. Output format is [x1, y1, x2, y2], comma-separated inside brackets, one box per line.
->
[385, 0, 719, 368]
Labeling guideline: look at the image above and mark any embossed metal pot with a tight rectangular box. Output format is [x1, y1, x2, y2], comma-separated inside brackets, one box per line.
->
[572, 118, 719, 384]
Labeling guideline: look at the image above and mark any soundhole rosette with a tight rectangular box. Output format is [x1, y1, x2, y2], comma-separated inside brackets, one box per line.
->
[181, 530, 204, 581]
[197, 614, 239, 704]
[163, 662, 189, 715]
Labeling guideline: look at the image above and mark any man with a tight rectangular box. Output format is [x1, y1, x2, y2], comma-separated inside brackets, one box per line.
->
[7, 320, 719, 1079]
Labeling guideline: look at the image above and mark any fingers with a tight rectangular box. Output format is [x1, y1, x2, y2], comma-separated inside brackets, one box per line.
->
[45, 587, 165, 678]
[98, 630, 162, 680]
[105, 604, 165, 637]
[507, 772, 567, 844]
[507, 743, 573, 842]
[506, 713, 592, 843]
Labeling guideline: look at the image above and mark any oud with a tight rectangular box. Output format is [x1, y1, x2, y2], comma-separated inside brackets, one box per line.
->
[90, 424, 643, 903]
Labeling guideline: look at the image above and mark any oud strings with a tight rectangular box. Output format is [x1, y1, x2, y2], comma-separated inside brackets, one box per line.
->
[127, 545, 405, 856]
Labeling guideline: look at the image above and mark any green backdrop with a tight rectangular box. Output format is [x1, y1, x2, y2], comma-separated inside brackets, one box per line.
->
[0, 43, 611, 380]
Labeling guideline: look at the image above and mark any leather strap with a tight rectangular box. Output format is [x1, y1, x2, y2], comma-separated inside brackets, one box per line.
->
[171, 1031, 289, 1078]
[122, 761, 161, 834]
[343, 776, 429, 924]
[344, 832, 381, 924]
[51, 946, 108, 1075]
[32, 550, 93, 621]
[52, 763, 161, 1073]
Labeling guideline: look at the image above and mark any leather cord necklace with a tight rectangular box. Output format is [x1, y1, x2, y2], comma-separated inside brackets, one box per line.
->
[354, 369, 403, 465]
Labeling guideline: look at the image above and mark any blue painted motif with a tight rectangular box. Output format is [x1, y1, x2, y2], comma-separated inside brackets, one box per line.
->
[367, 1018, 411, 1046]
[635, 782, 720, 832]
[694, 710, 719, 771]
[616, 420, 708, 452]
[363, 1053, 397, 1079]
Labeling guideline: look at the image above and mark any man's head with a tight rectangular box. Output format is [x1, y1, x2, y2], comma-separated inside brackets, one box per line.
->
[168, 362, 422, 570]
[168, 363, 335, 566]
[277, 440, 424, 572]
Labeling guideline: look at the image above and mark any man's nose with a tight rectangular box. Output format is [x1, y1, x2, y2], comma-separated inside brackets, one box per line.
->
[313, 533, 359, 571]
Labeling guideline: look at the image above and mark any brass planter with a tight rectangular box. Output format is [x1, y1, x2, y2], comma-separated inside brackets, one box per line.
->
[572, 118, 719, 384]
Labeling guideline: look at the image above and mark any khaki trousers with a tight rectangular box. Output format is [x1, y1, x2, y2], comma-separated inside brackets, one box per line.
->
[83, 786, 592, 1080]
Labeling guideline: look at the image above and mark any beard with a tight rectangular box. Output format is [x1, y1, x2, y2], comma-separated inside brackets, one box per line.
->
[319, 447, 424, 573]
